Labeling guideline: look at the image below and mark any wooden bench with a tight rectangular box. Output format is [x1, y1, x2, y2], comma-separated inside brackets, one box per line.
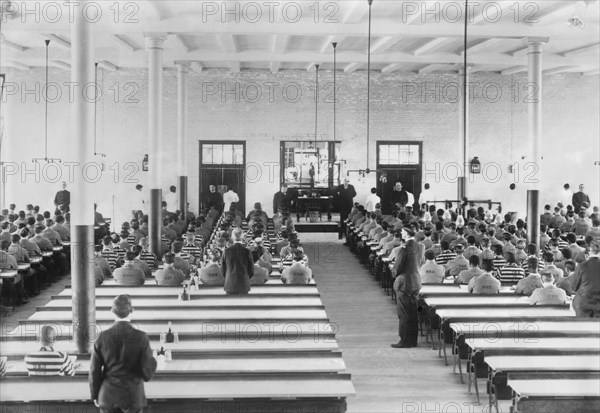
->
[508, 378, 600, 413]
[486, 355, 600, 411]
[464, 337, 600, 403]
[0, 373, 354, 412]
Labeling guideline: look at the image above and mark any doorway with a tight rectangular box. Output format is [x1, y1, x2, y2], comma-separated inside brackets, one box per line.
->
[376, 142, 423, 213]
[199, 141, 246, 215]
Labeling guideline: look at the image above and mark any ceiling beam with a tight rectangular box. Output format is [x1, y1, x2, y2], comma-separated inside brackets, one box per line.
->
[413, 37, 453, 56]
[97, 60, 118, 71]
[533, 3, 575, 25]
[270, 61, 281, 74]
[0, 34, 28, 52]
[320, 36, 345, 53]
[344, 63, 363, 73]
[342, 1, 369, 24]
[562, 42, 600, 58]
[543, 66, 579, 76]
[4, 61, 32, 70]
[147, 0, 174, 20]
[112, 34, 139, 52]
[218, 34, 237, 54]
[470, 1, 514, 25]
[381, 63, 404, 74]
[418, 64, 445, 75]
[272, 35, 288, 54]
[45, 34, 71, 50]
[173, 34, 191, 53]
[501, 66, 528, 75]
[465, 38, 501, 54]
[307, 62, 320, 72]
[405, 0, 438, 25]
[371, 36, 400, 54]
[50, 60, 71, 70]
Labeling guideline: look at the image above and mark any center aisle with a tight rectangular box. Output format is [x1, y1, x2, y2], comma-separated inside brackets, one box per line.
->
[303, 233, 477, 413]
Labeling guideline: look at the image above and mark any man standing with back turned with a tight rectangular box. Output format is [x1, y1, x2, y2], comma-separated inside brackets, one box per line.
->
[335, 178, 356, 241]
[222, 228, 254, 295]
[90, 295, 157, 413]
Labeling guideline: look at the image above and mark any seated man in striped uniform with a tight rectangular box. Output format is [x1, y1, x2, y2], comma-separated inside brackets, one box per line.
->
[101, 236, 119, 271]
[25, 325, 76, 376]
[498, 252, 525, 284]
[182, 232, 203, 265]
[281, 250, 312, 285]
[113, 251, 146, 286]
[435, 241, 456, 267]
[138, 238, 158, 270]
[155, 253, 185, 286]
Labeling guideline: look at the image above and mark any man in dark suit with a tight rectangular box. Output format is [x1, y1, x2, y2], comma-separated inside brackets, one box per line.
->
[89, 295, 157, 412]
[334, 178, 356, 240]
[273, 184, 292, 214]
[572, 184, 591, 213]
[390, 182, 409, 212]
[572, 238, 600, 318]
[54, 181, 70, 213]
[204, 185, 223, 213]
[221, 228, 254, 294]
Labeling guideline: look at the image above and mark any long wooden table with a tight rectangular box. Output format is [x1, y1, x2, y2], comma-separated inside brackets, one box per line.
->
[486, 355, 600, 411]
[0, 373, 354, 411]
[3, 351, 348, 376]
[57, 285, 321, 297]
[25, 308, 330, 323]
[3, 321, 339, 343]
[40, 296, 325, 311]
[508, 379, 600, 413]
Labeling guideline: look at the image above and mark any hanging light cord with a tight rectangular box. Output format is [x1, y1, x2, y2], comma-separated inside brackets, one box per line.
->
[333, 42, 337, 143]
[366, 0, 373, 171]
[94, 62, 98, 155]
[44, 39, 50, 160]
[315, 64, 319, 147]
[463, 0, 468, 177]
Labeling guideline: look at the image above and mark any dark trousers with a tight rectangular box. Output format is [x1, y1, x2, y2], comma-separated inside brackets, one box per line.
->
[100, 408, 142, 413]
[397, 293, 419, 347]
[339, 209, 350, 239]
[573, 294, 600, 318]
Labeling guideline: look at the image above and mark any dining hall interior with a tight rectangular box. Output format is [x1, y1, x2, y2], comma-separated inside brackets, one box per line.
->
[0, 1, 599, 412]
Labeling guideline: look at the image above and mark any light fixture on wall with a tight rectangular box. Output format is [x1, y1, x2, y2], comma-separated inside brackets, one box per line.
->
[142, 154, 149, 171]
[568, 0, 588, 29]
[32, 39, 61, 164]
[470, 157, 481, 174]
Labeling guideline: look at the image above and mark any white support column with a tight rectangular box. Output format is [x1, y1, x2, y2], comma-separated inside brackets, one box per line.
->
[70, 0, 95, 353]
[525, 37, 548, 247]
[145, 34, 166, 257]
[176, 62, 190, 219]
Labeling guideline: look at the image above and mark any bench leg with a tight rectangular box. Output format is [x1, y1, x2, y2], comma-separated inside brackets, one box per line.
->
[473, 366, 480, 404]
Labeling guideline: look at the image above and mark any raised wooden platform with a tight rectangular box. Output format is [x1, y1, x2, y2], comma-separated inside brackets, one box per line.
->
[295, 221, 340, 233]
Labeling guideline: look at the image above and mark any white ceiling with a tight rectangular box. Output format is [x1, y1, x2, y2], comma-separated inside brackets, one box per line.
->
[1, 0, 599, 75]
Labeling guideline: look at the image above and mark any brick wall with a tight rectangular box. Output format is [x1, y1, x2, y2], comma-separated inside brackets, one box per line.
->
[2, 67, 598, 224]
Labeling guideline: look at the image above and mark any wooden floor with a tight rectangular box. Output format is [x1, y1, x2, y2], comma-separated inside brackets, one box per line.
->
[303, 233, 481, 413]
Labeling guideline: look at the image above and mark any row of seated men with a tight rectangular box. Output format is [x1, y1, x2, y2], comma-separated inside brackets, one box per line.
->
[344, 201, 600, 317]
[0, 206, 70, 307]
[96, 202, 313, 287]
